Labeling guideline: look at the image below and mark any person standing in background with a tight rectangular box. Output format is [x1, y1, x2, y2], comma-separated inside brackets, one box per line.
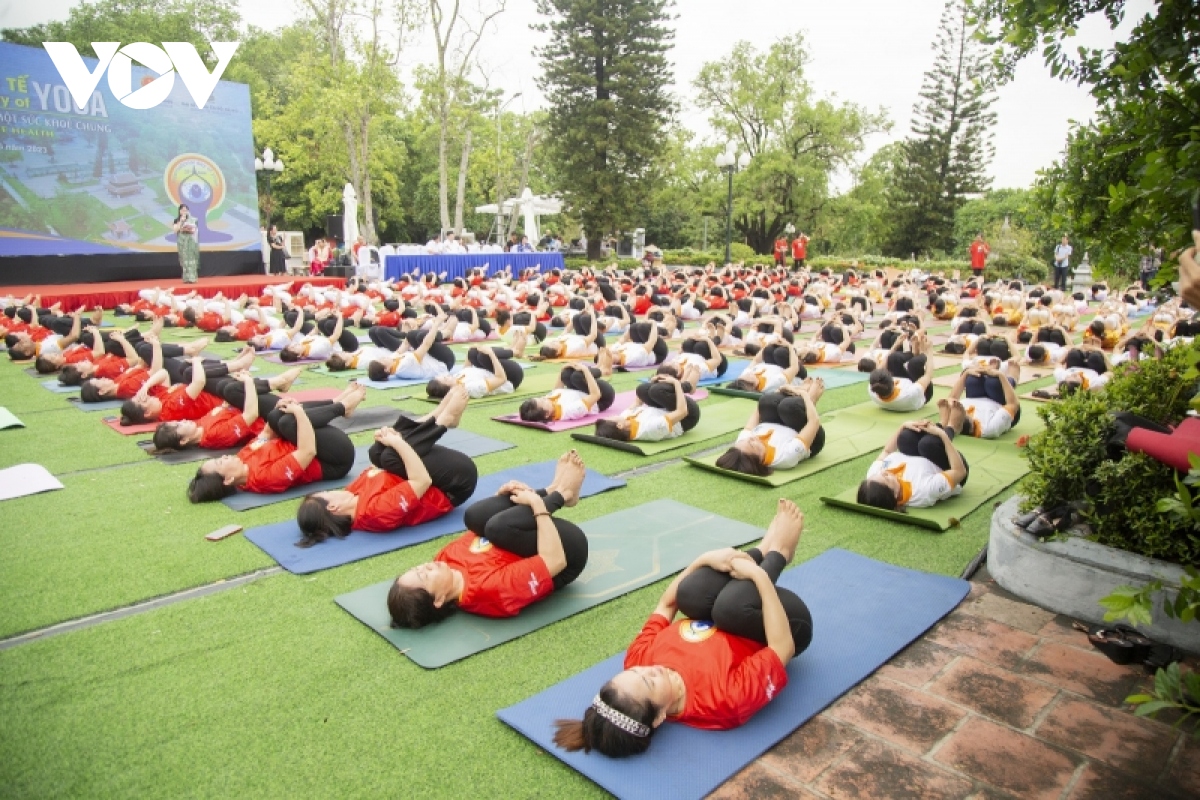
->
[1139, 242, 1162, 290]
[969, 233, 990, 279]
[791, 231, 809, 270]
[1052, 235, 1073, 291]
[773, 235, 788, 267]
[268, 224, 287, 275]
[173, 204, 200, 284]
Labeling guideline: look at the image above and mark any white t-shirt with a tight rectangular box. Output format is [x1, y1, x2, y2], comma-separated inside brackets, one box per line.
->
[736, 422, 810, 469]
[1054, 366, 1108, 391]
[961, 396, 1014, 439]
[391, 352, 450, 380]
[37, 337, 65, 357]
[613, 341, 656, 368]
[866, 453, 961, 508]
[1026, 342, 1065, 365]
[346, 346, 393, 369]
[297, 335, 335, 360]
[620, 405, 682, 442]
[673, 352, 718, 380]
[559, 334, 597, 358]
[546, 387, 594, 421]
[1054, 244, 1073, 266]
[870, 377, 927, 412]
[452, 322, 487, 341]
[744, 363, 789, 394]
[264, 329, 297, 350]
[454, 366, 513, 398]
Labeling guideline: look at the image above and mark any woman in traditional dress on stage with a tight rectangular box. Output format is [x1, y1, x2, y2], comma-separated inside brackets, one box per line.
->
[268, 224, 288, 275]
[173, 204, 200, 284]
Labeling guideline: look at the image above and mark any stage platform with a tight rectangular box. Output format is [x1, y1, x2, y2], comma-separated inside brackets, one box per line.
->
[2, 275, 347, 310]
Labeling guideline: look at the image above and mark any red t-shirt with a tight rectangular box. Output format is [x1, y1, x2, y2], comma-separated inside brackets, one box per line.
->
[198, 406, 266, 449]
[376, 310, 401, 328]
[791, 236, 809, 259]
[773, 239, 787, 257]
[114, 367, 151, 399]
[624, 614, 788, 730]
[970, 241, 989, 270]
[62, 345, 93, 364]
[237, 437, 323, 494]
[92, 354, 128, 379]
[345, 468, 453, 532]
[436, 532, 554, 618]
[234, 319, 266, 340]
[196, 312, 224, 332]
[158, 385, 223, 422]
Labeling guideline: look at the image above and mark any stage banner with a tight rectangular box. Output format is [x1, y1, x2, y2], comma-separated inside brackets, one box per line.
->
[0, 42, 258, 257]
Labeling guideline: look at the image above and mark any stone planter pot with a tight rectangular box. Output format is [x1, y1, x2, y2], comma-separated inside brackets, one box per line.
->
[989, 496, 1199, 653]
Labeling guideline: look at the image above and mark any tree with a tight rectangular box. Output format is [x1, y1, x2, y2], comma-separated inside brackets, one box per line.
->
[692, 35, 888, 255]
[974, 0, 1199, 277]
[535, 0, 676, 260]
[953, 187, 1051, 260]
[888, 0, 996, 257]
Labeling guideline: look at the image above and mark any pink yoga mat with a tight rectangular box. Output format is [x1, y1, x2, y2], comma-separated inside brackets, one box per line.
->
[101, 387, 343, 435]
[492, 388, 708, 432]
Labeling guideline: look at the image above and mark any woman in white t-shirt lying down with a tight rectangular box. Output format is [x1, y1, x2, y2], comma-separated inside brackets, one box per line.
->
[361, 325, 457, 382]
[537, 313, 604, 360]
[427, 345, 525, 400]
[944, 362, 1022, 439]
[713, 380, 826, 477]
[857, 416, 970, 512]
[518, 364, 616, 423]
[599, 321, 670, 371]
[867, 348, 935, 413]
[727, 343, 805, 395]
[592, 375, 700, 444]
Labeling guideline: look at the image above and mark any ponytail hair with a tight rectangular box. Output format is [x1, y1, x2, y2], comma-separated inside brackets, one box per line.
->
[552, 682, 658, 758]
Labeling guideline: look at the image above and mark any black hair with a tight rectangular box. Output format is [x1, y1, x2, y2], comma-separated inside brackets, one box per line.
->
[120, 399, 152, 426]
[152, 423, 189, 452]
[59, 364, 85, 386]
[426, 378, 451, 399]
[181, 307, 198, 325]
[214, 329, 238, 343]
[594, 418, 630, 442]
[868, 368, 896, 399]
[367, 360, 390, 382]
[79, 380, 105, 402]
[296, 495, 353, 547]
[715, 446, 771, 476]
[187, 470, 237, 503]
[857, 479, 899, 511]
[1028, 344, 1047, 364]
[34, 355, 60, 374]
[278, 348, 300, 363]
[387, 580, 457, 628]
[519, 398, 553, 422]
[857, 357, 877, 373]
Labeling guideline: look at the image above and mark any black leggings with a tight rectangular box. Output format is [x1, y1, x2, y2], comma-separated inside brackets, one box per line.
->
[266, 402, 357, 481]
[560, 366, 616, 411]
[896, 427, 970, 487]
[758, 392, 825, 456]
[368, 326, 456, 370]
[282, 310, 317, 336]
[368, 414, 479, 507]
[80, 328, 143, 357]
[635, 382, 701, 432]
[571, 313, 605, 348]
[462, 490, 588, 590]
[467, 347, 525, 389]
[676, 549, 813, 653]
[1064, 349, 1107, 374]
[134, 341, 199, 364]
[886, 351, 928, 383]
[627, 322, 670, 364]
[217, 378, 282, 418]
[162, 356, 229, 386]
[316, 316, 360, 353]
[964, 374, 1021, 427]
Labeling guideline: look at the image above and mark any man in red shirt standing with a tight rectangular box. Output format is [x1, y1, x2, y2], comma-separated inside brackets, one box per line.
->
[791, 232, 809, 270]
[773, 237, 787, 267]
[969, 234, 990, 279]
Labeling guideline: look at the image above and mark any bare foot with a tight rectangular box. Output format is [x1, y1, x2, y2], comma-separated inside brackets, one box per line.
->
[182, 339, 209, 357]
[511, 328, 528, 358]
[434, 384, 469, 428]
[549, 449, 585, 508]
[597, 346, 613, 376]
[804, 377, 825, 404]
[341, 383, 367, 416]
[947, 399, 968, 433]
[150, 317, 164, 338]
[761, 498, 804, 564]
[272, 367, 304, 392]
[227, 349, 255, 372]
[91, 307, 104, 325]
[936, 397, 951, 426]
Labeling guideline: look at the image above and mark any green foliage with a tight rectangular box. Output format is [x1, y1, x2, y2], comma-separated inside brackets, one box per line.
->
[692, 34, 889, 255]
[954, 188, 1054, 261]
[888, 0, 996, 258]
[1124, 662, 1200, 737]
[1020, 389, 1112, 514]
[816, 143, 902, 257]
[976, 0, 1200, 276]
[535, 0, 676, 259]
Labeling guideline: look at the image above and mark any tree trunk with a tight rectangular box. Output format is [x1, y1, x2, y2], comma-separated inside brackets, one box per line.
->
[360, 115, 377, 244]
[453, 129, 472, 235]
[506, 127, 536, 237]
[437, 102, 451, 234]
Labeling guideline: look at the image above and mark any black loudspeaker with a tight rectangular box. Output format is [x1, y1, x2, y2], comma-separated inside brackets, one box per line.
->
[326, 215, 344, 244]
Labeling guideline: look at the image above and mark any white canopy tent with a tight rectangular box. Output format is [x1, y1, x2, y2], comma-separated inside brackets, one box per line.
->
[475, 188, 562, 245]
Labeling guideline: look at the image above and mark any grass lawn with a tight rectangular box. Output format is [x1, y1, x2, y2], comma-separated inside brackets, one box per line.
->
[0, 321, 1020, 798]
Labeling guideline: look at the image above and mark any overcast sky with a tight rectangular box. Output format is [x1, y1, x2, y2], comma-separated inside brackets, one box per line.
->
[0, 0, 1155, 192]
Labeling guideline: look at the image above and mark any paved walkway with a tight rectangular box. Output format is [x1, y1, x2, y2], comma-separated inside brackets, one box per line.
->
[713, 567, 1198, 800]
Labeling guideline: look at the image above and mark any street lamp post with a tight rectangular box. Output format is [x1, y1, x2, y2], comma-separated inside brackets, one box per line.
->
[255, 147, 285, 228]
[495, 92, 522, 244]
[715, 142, 751, 265]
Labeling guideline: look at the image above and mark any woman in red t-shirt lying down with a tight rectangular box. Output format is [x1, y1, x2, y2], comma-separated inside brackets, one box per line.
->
[554, 498, 811, 757]
[293, 386, 479, 547]
[386, 449, 590, 628]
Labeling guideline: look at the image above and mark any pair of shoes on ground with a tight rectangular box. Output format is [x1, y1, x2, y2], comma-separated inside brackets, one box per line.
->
[1075, 622, 1184, 671]
[1013, 501, 1087, 539]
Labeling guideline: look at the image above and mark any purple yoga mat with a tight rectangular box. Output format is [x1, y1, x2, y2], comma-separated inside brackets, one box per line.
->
[261, 353, 326, 365]
[492, 388, 708, 432]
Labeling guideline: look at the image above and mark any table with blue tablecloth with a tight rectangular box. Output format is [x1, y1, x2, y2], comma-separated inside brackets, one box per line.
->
[383, 253, 564, 282]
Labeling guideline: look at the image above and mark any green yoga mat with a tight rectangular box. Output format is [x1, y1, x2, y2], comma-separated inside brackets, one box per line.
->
[571, 398, 752, 455]
[707, 367, 869, 400]
[820, 432, 1033, 531]
[684, 400, 942, 486]
[308, 364, 367, 377]
[334, 499, 768, 668]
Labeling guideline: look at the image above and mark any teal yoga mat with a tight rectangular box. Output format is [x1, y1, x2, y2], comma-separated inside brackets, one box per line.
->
[571, 399, 753, 456]
[335, 499, 768, 667]
[708, 367, 869, 400]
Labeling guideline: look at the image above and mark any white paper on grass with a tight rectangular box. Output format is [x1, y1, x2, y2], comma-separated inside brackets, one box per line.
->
[0, 464, 64, 501]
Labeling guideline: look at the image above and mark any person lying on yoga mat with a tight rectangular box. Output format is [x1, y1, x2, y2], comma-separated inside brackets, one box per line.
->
[536, 313, 602, 360]
[39, 323, 142, 377]
[187, 394, 358, 502]
[361, 327, 456, 382]
[426, 345, 524, 399]
[795, 330, 853, 365]
[248, 308, 310, 352]
[1049, 345, 1112, 395]
[278, 313, 359, 362]
[596, 321, 668, 370]
[728, 343, 804, 394]
[153, 377, 365, 452]
[715, 382, 826, 476]
[553, 498, 810, 756]
[119, 349, 284, 426]
[7, 307, 88, 362]
[592, 375, 699, 443]
[519, 364, 614, 423]
[656, 335, 726, 383]
[386, 449, 589, 627]
[79, 340, 250, 403]
[962, 333, 1014, 371]
[296, 387, 477, 546]
[867, 349, 934, 413]
[857, 417, 970, 511]
[1022, 325, 1070, 367]
[944, 363, 1021, 439]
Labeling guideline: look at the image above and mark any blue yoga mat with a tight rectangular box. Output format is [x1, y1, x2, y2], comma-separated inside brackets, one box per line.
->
[497, 548, 968, 800]
[244, 460, 626, 573]
[640, 359, 749, 388]
[41, 380, 79, 395]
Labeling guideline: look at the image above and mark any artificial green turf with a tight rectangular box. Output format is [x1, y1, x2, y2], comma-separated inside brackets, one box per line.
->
[0, 326, 1018, 797]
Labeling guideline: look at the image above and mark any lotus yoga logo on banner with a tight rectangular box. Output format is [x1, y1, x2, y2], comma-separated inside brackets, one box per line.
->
[0, 41, 256, 257]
